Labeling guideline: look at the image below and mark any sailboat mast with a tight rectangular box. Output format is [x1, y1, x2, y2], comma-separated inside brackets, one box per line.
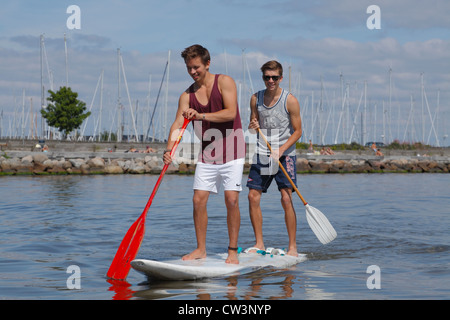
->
[64, 33, 69, 87]
[164, 50, 170, 140]
[117, 48, 122, 142]
[99, 69, 103, 141]
[40, 34, 44, 139]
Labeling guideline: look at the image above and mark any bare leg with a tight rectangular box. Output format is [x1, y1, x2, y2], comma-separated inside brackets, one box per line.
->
[280, 188, 298, 256]
[248, 188, 265, 251]
[182, 190, 209, 260]
[224, 190, 240, 264]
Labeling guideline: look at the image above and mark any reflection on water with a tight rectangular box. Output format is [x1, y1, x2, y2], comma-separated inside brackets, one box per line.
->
[1, 174, 449, 300]
[107, 265, 344, 300]
[108, 267, 310, 300]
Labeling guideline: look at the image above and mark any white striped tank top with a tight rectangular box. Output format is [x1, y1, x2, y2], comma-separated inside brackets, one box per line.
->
[256, 88, 295, 156]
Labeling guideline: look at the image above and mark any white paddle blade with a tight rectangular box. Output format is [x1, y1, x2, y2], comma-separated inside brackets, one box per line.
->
[305, 204, 337, 245]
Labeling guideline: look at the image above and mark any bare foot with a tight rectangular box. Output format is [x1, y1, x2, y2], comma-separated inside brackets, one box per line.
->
[244, 247, 265, 253]
[286, 247, 298, 257]
[252, 242, 265, 253]
[182, 248, 206, 260]
[225, 250, 239, 264]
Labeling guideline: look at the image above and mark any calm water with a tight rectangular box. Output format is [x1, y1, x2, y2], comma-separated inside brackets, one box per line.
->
[0, 173, 448, 300]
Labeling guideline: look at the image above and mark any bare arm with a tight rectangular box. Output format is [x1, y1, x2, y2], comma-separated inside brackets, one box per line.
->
[248, 93, 259, 132]
[279, 93, 302, 156]
[163, 92, 189, 164]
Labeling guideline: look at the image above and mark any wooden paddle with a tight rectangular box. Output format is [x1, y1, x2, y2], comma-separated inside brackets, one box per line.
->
[107, 118, 191, 280]
[257, 128, 337, 245]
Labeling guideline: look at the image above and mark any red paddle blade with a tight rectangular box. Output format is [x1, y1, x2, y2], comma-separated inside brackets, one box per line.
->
[107, 118, 191, 280]
[107, 215, 146, 280]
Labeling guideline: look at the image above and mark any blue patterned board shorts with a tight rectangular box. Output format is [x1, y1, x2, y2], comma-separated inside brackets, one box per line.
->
[246, 154, 297, 193]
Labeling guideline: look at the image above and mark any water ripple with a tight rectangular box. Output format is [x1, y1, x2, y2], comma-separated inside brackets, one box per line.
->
[1, 174, 449, 299]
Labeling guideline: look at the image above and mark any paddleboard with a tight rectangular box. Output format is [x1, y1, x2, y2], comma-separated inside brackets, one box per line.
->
[131, 250, 307, 281]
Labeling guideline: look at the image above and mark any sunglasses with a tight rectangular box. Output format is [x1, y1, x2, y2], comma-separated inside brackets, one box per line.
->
[263, 75, 281, 81]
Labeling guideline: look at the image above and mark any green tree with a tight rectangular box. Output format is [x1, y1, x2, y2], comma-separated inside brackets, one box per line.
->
[41, 86, 91, 139]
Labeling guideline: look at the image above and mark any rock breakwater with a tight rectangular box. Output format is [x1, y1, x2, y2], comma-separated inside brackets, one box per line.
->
[1, 151, 449, 175]
[0, 152, 182, 175]
[296, 157, 449, 173]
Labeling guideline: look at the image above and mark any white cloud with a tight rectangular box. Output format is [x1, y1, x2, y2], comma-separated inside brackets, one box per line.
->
[0, 1, 448, 145]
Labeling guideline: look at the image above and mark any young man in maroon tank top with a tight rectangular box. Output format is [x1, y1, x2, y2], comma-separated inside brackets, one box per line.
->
[163, 45, 245, 264]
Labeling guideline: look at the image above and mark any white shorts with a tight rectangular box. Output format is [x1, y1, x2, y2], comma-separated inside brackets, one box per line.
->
[193, 158, 245, 194]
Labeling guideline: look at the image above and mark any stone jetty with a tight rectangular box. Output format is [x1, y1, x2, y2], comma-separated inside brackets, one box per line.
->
[296, 154, 450, 173]
[1, 148, 449, 175]
[0, 151, 172, 175]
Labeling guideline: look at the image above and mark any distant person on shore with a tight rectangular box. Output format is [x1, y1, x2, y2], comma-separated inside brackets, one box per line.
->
[144, 146, 155, 153]
[42, 145, 49, 152]
[308, 140, 313, 152]
[246, 60, 302, 257]
[371, 142, 377, 153]
[125, 147, 138, 153]
[376, 148, 383, 156]
[163, 44, 245, 264]
[320, 147, 335, 155]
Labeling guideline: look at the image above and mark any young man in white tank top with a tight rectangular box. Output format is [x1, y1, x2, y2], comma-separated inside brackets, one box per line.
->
[246, 60, 302, 256]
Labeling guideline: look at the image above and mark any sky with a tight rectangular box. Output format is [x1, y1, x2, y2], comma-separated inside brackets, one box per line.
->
[0, 0, 449, 146]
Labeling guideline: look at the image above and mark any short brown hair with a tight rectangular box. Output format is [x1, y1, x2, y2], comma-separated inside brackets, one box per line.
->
[181, 44, 211, 65]
[260, 60, 283, 76]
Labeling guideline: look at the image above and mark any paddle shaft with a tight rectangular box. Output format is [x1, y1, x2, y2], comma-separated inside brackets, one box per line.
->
[257, 128, 307, 205]
[257, 128, 337, 245]
[107, 118, 191, 280]
[142, 118, 191, 216]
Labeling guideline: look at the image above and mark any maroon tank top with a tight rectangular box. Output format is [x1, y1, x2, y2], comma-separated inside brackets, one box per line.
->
[189, 74, 245, 164]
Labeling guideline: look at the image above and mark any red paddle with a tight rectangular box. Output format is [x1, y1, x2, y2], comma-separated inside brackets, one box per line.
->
[107, 118, 191, 280]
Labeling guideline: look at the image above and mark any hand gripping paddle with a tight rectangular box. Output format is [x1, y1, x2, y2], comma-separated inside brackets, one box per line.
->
[107, 118, 191, 280]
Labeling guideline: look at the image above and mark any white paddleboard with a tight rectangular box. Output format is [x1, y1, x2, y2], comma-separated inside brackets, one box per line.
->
[131, 250, 307, 281]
